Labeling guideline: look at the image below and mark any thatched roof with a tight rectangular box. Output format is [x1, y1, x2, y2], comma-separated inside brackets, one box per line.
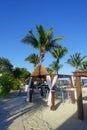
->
[31, 64, 49, 77]
[25, 64, 71, 82]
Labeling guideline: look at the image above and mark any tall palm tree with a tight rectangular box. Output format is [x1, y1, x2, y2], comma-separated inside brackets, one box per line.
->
[22, 25, 64, 64]
[51, 45, 68, 75]
[25, 53, 39, 68]
[66, 53, 87, 70]
[49, 61, 63, 74]
[46, 67, 53, 74]
[80, 60, 87, 71]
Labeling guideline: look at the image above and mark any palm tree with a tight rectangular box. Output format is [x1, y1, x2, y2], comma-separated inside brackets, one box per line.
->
[46, 67, 53, 74]
[80, 60, 87, 71]
[49, 61, 63, 74]
[51, 45, 68, 75]
[66, 53, 87, 70]
[25, 53, 39, 68]
[22, 25, 64, 64]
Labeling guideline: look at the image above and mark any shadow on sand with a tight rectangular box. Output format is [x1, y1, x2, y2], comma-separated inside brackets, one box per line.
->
[0, 90, 48, 130]
[0, 89, 87, 130]
[55, 103, 87, 130]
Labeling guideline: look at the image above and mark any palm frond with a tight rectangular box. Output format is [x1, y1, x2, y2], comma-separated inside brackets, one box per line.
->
[51, 45, 68, 60]
[21, 30, 39, 48]
[49, 61, 63, 73]
[66, 53, 87, 69]
[22, 25, 65, 60]
[51, 36, 64, 43]
[25, 53, 39, 67]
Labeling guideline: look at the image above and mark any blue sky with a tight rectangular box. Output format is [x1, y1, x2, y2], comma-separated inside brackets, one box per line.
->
[0, 0, 87, 75]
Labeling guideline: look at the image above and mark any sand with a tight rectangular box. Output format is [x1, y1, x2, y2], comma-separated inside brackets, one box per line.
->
[0, 88, 87, 130]
[22, 88, 87, 130]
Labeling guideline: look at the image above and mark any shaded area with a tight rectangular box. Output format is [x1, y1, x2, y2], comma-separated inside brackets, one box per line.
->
[0, 90, 48, 130]
[0, 94, 25, 130]
[55, 103, 87, 130]
[0, 88, 87, 130]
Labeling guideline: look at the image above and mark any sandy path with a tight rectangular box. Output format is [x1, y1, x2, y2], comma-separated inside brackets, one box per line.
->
[0, 88, 87, 130]
[22, 88, 87, 130]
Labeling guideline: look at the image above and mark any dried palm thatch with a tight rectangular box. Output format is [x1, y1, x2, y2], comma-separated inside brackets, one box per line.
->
[25, 64, 49, 82]
[31, 64, 49, 77]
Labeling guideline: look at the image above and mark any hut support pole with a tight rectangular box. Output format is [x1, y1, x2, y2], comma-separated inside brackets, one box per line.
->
[50, 90, 55, 110]
[76, 76, 84, 120]
[40, 83, 43, 97]
[29, 88, 32, 102]
[70, 77, 75, 104]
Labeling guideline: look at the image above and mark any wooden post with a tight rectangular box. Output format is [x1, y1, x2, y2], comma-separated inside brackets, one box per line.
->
[70, 77, 75, 104]
[41, 86, 44, 96]
[50, 90, 55, 110]
[29, 88, 32, 102]
[76, 75, 84, 120]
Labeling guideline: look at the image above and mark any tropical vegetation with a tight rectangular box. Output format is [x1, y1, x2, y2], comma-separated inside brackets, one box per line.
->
[50, 44, 68, 74]
[0, 57, 30, 96]
[80, 60, 87, 71]
[25, 53, 39, 68]
[1, 24, 87, 96]
[66, 53, 87, 70]
[47, 61, 63, 74]
[22, 25, 64, 64]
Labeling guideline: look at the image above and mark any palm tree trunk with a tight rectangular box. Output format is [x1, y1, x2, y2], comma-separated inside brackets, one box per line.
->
[40, 52, 42, 64]
[40, 51, 45, 64]
[57, 58, 59, 76]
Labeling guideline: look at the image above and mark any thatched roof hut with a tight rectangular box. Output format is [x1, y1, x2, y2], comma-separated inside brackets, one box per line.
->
[31, 64, 49, 76]
[25, 64, 49, 82]
[31, 64, 49, 81]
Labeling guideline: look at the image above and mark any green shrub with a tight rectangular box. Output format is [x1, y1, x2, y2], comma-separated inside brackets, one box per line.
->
[0, 73, 16, 96]
[0, 85, 4, 96]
